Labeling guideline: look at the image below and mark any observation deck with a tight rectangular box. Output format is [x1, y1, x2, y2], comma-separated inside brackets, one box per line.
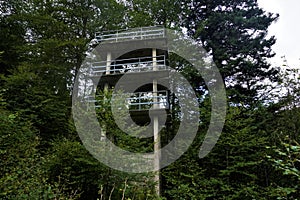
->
[93, 26, 167, 55]
[91, 55, 166, 76]
[89, 55, 169, 88]
[95, 26, 166, 43]
[85, 90, 170, 125]
[85, 90, 169, 111]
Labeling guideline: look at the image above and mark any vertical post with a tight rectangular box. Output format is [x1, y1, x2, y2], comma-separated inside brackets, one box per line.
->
[153, 49, 157, 71]
[152, 48, 160, 196]
[106, 52, 111, 75]
[139, 92, 141, 111]
[104, 52, 110, 140]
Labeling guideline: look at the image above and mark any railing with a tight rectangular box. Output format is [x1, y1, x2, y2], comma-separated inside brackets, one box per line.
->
[91, 55, 167, 76]
[95, 26, 165, 43]
[126, 90, 169, 110]
[85, 90, 169, 111]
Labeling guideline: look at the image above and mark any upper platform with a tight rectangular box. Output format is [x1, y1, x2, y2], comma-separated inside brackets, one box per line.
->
[93, 26, 168, 54]
[95, 26, 166, 43]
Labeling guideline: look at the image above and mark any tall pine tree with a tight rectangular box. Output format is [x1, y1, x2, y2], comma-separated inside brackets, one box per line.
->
[181, 0, 279, 104]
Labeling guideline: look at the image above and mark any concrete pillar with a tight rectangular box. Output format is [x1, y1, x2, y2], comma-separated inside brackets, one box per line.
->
[152, 48, 157, 71]
[106, 52, 111, 75]
[152, 48, 160, 196]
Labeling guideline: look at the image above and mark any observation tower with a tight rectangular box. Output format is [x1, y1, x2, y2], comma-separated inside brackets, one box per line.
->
[88, 26, 172, 196]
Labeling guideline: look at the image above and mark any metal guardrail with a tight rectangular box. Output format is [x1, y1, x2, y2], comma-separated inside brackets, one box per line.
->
[91, 55, 167, 76]
[85, 90, 169, 111]
[95, 26, 165, 43]
[126, 91, 169, 110]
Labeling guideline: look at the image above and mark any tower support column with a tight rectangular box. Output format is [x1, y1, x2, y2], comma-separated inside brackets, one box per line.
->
[106, 52, 111, 75]
[152, 48, 160, 196]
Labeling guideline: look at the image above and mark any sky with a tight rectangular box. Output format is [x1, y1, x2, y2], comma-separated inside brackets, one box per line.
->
[257, 0, 300, 68]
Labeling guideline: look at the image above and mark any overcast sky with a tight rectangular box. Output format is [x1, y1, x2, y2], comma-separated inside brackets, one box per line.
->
[257, 0, 300, 68]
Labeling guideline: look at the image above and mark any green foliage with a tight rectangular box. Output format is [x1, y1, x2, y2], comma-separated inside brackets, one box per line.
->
[180, 0, 279, 104]
[266, 139, 300, 199]
[44, 134, 159, 199]
[121, 0, 181, 28]
[0, 110, 66, 199]
[268, 139, 300, 178]
[0, 3, 26, 76]
[163, 105, 275, 199]
[3, 63, 70, 142]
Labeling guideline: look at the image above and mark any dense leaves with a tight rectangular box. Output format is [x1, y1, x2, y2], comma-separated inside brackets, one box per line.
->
[181, 0, 279, 104]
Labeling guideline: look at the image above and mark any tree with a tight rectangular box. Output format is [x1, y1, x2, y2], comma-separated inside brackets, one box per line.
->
[0, 1, 27, 77]
[181, 0, 279, 104]
[162, 103, 278, 199]
[264, 62, 300, 198]
[120, 0, 181, 28]
[0, 106, 64, 199]
[1, 0, 128, 141]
